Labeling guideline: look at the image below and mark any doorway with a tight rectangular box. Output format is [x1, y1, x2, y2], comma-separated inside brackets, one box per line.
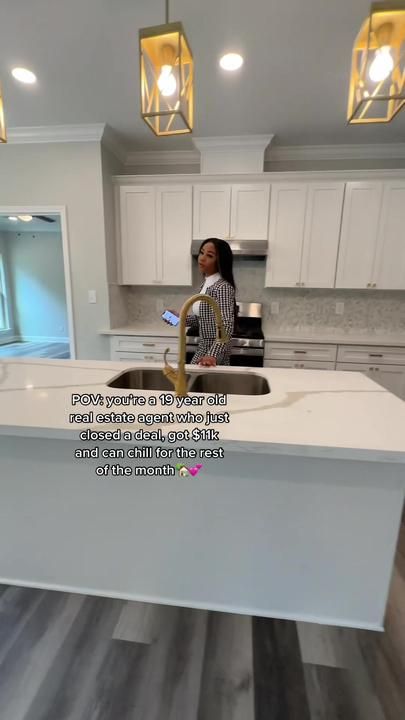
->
[0, 206, 75, 359]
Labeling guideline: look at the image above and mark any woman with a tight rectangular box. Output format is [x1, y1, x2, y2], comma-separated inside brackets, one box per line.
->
[165, 238, 236, 367]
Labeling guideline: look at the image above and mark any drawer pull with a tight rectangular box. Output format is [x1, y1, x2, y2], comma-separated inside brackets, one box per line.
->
[369, 353, 383, 358]
[294, 350, 307, 354]
[142, 343, 155, 347]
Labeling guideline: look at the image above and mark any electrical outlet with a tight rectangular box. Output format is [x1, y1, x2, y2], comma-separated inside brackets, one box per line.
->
[88, 290, 97, 304]
[270, 301, 280, 315]
[335, 301, 344, 315]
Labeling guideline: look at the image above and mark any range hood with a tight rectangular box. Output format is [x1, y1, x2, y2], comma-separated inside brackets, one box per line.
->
[191, 239, 267, 258]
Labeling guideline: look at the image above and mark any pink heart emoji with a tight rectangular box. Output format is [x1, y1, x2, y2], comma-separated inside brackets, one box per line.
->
[188, 465, 203, 476]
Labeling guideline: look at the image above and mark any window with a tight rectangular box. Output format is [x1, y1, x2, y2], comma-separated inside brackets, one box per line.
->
[0, 253, 10, 331]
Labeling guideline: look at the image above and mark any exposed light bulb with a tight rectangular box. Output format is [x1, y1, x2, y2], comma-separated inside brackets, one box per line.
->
[11, 67, 37, 84]
[219, 53, 244, 71]
[369, 46, 394, 82]
[18, 215, 33, 222]
[157, 65, 177, 97]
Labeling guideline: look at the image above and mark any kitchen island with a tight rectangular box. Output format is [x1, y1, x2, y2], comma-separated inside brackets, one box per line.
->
[1, 357, 404, 630]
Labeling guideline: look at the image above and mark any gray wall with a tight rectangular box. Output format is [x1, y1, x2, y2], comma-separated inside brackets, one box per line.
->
[0, 142, 110, 359]
[101, 145, 127, 328]
[0, 232, 15, 342]
[4, 231, 68, 339]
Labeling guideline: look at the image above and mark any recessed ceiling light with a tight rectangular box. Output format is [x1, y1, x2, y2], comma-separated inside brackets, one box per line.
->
[8, 216, 18, 221]
[18, 215, 33, 222]
[11, 67, 37, 84]
[219, 53, 244, 71]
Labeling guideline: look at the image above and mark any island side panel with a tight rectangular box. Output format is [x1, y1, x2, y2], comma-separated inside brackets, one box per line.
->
[0, 436, 403, 630]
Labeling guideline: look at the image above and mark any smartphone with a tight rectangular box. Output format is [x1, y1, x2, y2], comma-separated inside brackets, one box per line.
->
[161, 310, 180, 327]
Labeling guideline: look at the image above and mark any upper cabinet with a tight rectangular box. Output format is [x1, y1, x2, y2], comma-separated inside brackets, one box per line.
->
[193, 184, 270, 241]
[118, 185, 192, 286]
[265, 183, 344, 288]
[336, 181, 405, 290]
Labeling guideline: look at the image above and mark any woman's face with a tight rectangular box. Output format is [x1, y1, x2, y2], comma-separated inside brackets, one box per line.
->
[198, 242, 218, 276]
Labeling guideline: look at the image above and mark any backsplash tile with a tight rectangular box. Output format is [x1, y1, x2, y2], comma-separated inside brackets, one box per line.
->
[117, 259, 405, 338]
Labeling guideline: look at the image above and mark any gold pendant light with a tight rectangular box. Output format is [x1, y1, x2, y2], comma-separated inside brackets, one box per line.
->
[347, 1, 405, 124]
[0, 83, 6, 143]
[139, 0, 194, 136]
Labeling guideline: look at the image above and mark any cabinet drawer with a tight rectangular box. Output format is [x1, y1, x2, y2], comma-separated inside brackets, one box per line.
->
[264, 360, 336, 370]
[337, 345, 405, 365]
[111, 336, 178, 355]
[264, 342, 337, 362]
[113, 351, 178, 363]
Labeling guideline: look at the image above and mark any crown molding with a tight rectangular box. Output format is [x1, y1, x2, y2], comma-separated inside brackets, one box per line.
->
[125, 149, 200, 166]
[6, 124, 106, 144]
[192, 134, 274, 153]
[268, 143, 405, 161]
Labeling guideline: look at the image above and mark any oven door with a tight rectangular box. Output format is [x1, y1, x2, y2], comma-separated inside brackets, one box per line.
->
[230, 347, 264, 368]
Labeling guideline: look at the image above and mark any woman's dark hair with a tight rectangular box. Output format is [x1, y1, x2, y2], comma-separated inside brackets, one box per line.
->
[199, 238, 236, 290]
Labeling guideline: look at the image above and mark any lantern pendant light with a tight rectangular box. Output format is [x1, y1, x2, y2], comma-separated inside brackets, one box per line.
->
[0, 83, 6, 143]
[347, 1, 405, 124]
[139, 0, 194, 136]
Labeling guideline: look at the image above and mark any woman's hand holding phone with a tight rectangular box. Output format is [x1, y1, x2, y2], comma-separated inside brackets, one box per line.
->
[161, 309, 180, 326]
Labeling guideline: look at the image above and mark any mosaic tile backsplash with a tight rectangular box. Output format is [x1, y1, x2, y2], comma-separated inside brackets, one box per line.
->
[115, 259, 405, 338]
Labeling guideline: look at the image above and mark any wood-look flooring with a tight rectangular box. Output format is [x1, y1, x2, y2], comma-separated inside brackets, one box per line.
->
[0, 515, 404, 720]
[0, 341, 70, 359]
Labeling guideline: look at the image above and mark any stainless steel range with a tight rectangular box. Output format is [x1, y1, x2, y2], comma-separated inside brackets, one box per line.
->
[186, 301, 265, 367]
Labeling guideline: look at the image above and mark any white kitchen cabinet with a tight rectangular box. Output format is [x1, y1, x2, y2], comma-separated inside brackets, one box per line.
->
[264, 359, 335, 370]
[372, 181, 405, 290]
[118, 185, 192, 286]
[265, 342, 337, 363]
[265, 183, 344, 288]
[193, 184, 270, 241]
[111, 335, 178, 362]
[336, 362, 405, 400]
[335, 182, 383, 289]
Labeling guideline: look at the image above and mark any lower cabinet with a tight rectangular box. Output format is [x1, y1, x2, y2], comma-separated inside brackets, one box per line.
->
[110, 336, 178, 363]
[336, 362, 405, 400]
[264, 359, 335, 370]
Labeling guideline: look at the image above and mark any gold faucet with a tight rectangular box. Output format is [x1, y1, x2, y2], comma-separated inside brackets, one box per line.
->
[163, 294, 230, 396]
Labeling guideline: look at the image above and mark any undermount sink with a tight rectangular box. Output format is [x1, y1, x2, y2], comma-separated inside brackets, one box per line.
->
[188, 372, 270, 395]
[107, 368, 270, 395]
[107, 368, 190, 391]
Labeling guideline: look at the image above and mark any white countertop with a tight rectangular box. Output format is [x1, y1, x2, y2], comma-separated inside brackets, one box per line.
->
[100, 324, 405, 346]
[1, 358, 405, 463]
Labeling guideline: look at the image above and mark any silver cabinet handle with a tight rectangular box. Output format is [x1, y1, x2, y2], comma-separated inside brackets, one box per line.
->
[142, 343, 155, 347]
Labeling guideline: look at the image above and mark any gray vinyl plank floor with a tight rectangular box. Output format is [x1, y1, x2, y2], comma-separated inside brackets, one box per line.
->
[0, 515, 404, 719]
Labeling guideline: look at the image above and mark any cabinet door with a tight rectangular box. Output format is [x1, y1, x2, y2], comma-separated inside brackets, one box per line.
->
[335, 182, 383, 289]
[336, 362, 405, 400]
[230, 184, 270, 240]
[372, 182, 405, 290]
[119, 186, 156, 284]
[300, 184, 344, 288]
[193, 185, 231, 239]
[157, 186, 192, 286]
[265, 184, 307, 287]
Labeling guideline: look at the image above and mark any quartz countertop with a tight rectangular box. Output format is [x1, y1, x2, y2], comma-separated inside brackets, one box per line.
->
[1, 358, 405, 463]
[100, 325, 405, 346]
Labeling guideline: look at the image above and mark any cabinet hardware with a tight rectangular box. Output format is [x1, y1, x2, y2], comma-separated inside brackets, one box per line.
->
[367, 283, 371, 288]
[294, 350, 307, 354]
[142, 343, 155, 347]
[301, 282, 305, 286]
[296, 282, 299, 286]
[369, 353, 383, 358]
[373, 283, 377, 288]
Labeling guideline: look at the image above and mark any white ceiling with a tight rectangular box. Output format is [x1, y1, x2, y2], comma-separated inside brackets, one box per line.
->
[0, 215, 61, 232]
[1, 0, 404, 152]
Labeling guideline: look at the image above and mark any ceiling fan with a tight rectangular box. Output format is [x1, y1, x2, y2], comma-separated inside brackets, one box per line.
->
[7, 214, 56, 223]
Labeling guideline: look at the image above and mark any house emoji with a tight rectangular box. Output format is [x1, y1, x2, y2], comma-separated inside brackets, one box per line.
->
[179, 466, 189, 477]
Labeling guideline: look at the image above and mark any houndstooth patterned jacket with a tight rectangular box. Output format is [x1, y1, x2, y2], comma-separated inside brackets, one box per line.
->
[186, 278, 235, 365]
